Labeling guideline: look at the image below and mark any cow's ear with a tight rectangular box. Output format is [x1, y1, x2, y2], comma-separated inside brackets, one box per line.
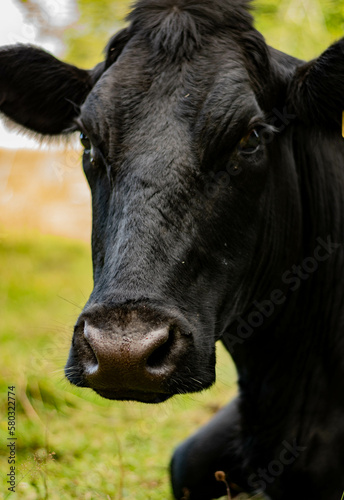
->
[0, 45, 103, 136]
[288, 38, 344, 133]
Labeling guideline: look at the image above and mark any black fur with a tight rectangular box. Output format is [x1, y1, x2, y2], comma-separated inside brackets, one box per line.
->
[289, 38, 344, 131]
[0, 45, 96, 135]
[127, 0, 253, 59]
[1, 1, 344, 499]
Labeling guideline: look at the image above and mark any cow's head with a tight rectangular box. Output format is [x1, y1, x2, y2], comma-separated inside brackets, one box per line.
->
[1, 0, 343, 403]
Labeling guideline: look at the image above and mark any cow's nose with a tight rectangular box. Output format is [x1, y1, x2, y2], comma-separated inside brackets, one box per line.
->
[67, 315, 187, 402]
[84, 320, 174, 378]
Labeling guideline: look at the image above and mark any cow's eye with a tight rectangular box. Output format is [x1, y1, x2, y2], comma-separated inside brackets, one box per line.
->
[80, 133, 98, 167]
[239, 129, 262, 154]
[80, 132, 91, 152]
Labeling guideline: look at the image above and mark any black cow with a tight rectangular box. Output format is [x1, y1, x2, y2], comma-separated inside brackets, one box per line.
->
[1, 1, 344, 499]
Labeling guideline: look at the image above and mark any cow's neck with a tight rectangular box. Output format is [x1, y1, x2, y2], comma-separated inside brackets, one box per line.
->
[224, 128, 344, 456]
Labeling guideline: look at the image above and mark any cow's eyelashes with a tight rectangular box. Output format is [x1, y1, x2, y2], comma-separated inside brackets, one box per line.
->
[238, 128, 262, 155]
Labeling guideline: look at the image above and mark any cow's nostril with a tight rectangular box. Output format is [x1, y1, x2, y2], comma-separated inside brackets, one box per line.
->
[146, 325, 177, 371]
[83, 321, 99, 374]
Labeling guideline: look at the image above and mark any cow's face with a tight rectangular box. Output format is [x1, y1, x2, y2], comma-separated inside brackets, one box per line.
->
[66, 26, 277, 403]
[1, 1, 343, 403]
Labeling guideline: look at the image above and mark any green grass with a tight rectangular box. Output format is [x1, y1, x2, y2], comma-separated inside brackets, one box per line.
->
[0, 230, 239, 500]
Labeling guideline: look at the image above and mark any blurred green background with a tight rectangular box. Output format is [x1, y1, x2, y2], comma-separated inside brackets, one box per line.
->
[1, 1, 343, 499]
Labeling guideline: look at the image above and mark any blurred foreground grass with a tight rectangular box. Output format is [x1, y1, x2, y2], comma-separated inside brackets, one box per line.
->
[0, 230, 239, 500]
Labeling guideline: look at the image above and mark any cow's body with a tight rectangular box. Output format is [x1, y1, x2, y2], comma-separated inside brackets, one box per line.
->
[1, 1, 344, 498]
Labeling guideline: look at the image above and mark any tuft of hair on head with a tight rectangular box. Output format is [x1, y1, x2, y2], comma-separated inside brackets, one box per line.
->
[127, 0, 254, 60]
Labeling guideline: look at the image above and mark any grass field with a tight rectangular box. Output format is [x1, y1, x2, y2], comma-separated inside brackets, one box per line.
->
[0, 230, 241, 500]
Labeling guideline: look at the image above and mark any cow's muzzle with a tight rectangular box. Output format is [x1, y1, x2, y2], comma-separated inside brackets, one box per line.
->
[65, 305, 193, 403]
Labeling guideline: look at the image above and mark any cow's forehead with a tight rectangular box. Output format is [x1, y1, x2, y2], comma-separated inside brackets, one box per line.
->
[80, 36, 259, 159]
